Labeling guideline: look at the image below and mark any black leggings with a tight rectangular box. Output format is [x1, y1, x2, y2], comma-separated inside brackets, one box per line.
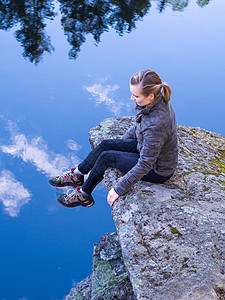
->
[78, 139, 172, 194]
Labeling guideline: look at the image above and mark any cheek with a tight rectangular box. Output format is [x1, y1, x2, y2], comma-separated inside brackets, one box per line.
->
[137, 97, 144, 103]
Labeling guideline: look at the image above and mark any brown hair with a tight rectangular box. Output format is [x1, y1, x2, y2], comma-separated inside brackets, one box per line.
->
[130, 70, 171, 103]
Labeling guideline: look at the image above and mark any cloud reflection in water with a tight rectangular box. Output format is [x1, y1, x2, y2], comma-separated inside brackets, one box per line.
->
[66, 139, 82, 151]
[83, 83, 125, 116]
[0, 170, 32, 217]
[0, 121, 81, 216]
[1, 121, 80, 177]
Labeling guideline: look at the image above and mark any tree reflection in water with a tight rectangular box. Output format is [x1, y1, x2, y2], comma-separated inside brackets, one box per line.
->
[0, 0, 211, 64]
[60, 0, 150, 59]
[0, 0, 55, 64]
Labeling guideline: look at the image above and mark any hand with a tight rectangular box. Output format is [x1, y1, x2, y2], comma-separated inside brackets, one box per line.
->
[107, 188, 119, 207]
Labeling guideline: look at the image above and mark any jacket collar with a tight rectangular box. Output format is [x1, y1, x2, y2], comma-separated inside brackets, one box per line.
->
[135, 95, 164, 123]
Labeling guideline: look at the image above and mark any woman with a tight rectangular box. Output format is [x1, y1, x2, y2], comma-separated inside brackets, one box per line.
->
[49, 70, 178, 208]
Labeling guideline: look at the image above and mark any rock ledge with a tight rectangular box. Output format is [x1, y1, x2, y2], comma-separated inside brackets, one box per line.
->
[67, 117, 225, 300]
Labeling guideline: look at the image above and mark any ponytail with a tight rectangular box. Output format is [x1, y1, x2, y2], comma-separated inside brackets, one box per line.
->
[161, 82, 171, 103]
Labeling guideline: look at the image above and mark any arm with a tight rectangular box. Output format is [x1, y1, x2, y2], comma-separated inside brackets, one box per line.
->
[114, 124, 167, 195]
[122, 124, 136, 140]
[106, 124, 136, 207]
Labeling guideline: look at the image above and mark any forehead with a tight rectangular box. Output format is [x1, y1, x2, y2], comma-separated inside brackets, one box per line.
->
[130, 84, 142, 95]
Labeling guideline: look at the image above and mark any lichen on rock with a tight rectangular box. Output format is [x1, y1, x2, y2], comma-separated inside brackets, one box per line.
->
[91, 233, 135, 299]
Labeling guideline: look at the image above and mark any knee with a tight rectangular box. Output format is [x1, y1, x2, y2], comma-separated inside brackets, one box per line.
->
[97, 150, 116, 165]
[99, 139, 114, 150]
[98, 150, 112, 160]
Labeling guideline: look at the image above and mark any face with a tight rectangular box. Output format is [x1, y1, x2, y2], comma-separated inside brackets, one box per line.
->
[130, 84, 155, 106]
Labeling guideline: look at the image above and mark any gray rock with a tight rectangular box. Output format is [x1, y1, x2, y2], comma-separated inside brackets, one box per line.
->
[88, 117, 225, 300]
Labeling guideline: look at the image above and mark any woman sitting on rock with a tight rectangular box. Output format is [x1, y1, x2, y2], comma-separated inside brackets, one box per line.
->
[49, 70, 178, 208]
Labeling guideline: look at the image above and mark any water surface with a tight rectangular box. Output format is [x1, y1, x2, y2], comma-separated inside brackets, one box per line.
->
[0, 0, 224, 299]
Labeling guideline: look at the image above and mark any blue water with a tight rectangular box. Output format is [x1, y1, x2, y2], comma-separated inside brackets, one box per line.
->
[0, 0, 224, 299]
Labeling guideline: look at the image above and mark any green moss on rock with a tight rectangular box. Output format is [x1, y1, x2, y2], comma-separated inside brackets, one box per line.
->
[92, 260, 129, 299]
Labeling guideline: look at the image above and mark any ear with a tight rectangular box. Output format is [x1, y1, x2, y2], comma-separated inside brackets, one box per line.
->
[148, 93, 155, 103]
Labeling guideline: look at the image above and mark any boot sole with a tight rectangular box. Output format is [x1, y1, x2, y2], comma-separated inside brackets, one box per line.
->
[48, 179, 82, 189]
[57, 197, 95, 208]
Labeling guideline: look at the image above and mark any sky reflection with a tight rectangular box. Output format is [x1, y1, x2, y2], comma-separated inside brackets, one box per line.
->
[0, 0, 224, 299]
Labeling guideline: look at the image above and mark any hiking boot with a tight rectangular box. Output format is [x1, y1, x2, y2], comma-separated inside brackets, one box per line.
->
[57, 187, 94, 208]
[48, 168, 84, 188]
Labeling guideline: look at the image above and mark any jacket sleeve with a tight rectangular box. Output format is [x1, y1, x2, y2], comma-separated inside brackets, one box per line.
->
[122, 125, 136, 140]
[114, 124, 167, 195]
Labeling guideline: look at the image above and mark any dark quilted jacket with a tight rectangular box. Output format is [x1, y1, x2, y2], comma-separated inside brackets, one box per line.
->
[114, 95, 178, 195]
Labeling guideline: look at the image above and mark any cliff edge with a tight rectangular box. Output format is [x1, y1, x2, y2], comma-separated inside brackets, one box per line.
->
[67, 117, 225, 300]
